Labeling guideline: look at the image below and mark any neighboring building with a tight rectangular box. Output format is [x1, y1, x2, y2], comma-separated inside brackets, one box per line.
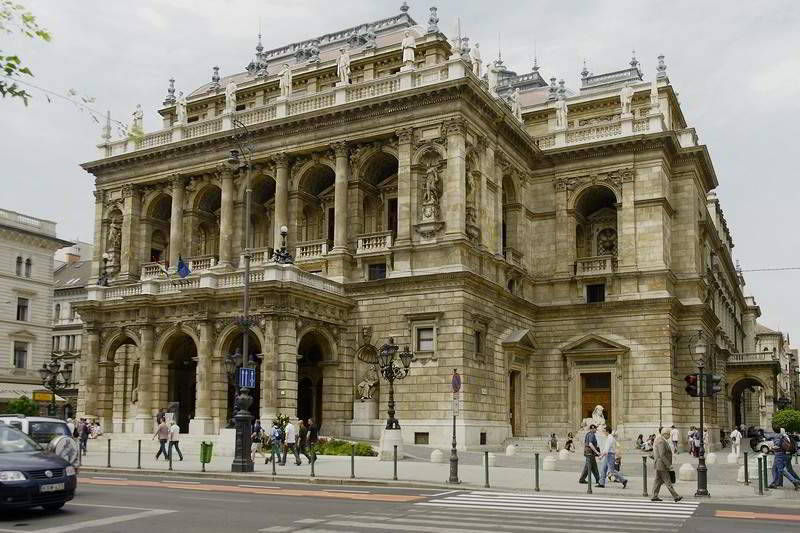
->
[75, 6, 792, 447]
[0, 208, 72, 412]
[52, 251, 92, 414]
[54, 240, 94, 268]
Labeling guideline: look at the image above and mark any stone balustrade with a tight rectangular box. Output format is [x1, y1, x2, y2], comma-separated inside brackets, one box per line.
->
[140, 261, 165, 280]
[503, 246, 523, 267]
[187, 254, 217, 272]
[356, 231, 393, 254]
[566, 122, 623, 144]
[575, 255, 618, 277]
[728, 352, 780, 366]
[245, 246, 274, 266]
[346, 77, 401, 102]
[295, 239, 330, 261]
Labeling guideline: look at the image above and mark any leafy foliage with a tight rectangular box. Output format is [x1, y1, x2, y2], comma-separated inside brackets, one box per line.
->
[772, 409, 800, 433]
[3, 395, 40, 416]
[314, 438, 376, 456]
[0, 1, 51, 105]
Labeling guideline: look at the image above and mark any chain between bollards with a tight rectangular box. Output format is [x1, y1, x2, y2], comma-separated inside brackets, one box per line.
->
[743, 452, 749, 485]
[106, 439, 111, 468]
[641, 455, 648, 497]
[350, 443, 355, 479]
[757, 456, 763, 495]
[484, 451, 490, 488]
[534, 453, 540, 492]
[137, 440, 142, 470]
[393, 445, 398, 481]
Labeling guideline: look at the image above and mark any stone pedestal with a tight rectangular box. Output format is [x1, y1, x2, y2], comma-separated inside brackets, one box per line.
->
[727, 452, 739, 464]
[133, 415, 152, 434]
[678, 462, 697, 481]
[705, 452, 717, 465]
[189, 417, 215, 435]
[543, 455, 558, 471]
[351, 399, 380, 440]
[430, 449, 444, 463]
[558, 449, 570, 461]
[505, 444, 517, 456]
[378, 427, 403, 461]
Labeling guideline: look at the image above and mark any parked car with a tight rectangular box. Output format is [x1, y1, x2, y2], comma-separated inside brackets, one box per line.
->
[0, 424, 77, 511]
[750, 432, 800, 455]
[0, 415, 73, 446]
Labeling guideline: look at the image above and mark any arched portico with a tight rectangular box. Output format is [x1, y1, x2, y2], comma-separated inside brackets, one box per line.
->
[296, 329, 336, 431]
[97, 330, 139, 433]
[159, 330, 199, 433]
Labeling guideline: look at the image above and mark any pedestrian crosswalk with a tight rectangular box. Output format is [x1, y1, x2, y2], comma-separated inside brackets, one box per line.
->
[266, 490, 700, 533]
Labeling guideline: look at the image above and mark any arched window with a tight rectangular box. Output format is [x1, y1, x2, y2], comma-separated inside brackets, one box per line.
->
[15, 256, 22, 276]
[24, 258, 32, 277]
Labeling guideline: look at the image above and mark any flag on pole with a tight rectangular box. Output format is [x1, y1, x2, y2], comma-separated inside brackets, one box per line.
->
[177, 256, 191, 278]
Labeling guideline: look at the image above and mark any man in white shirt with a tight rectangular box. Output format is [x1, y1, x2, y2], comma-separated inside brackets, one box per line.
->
[670, 425, 680, 454]
[168, 421, 183, 461]
[597, 428, 628, 488]
[730, 427, 742, 455]
[281, 420, 301, 466]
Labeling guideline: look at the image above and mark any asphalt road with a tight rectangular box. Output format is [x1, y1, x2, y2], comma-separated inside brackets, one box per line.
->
[1, 473, 798, 533]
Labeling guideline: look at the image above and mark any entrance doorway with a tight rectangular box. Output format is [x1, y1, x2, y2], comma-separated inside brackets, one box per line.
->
[297, 331, 330, 429]
[581, 372, 611, 426]
[509, 370, 521, 436]
[167, 334, 197, 433]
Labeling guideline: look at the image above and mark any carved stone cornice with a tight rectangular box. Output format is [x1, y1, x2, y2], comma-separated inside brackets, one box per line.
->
[168, 173, 185, 188]
[553, 167, 633, 200]
[395, 127, 414, 144]
[121, 184, 137, 199]
[331, 141, 349, 158]
[272, 152, 289, 169]
[443, 117, 466, 137]
[215, 163, 234, 180]
[93, 189, 105, 204]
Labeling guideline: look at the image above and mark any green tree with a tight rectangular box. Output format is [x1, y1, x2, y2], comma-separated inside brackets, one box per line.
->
[3, 395, 40, 416]
[772, 408, 800, 433]
[0, 1, 51, 105]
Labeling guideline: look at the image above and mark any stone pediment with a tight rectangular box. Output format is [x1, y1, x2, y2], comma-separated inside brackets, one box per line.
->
[560, 333, 628, 356]
[8, 329, 36, 340]
[502, 328, 537, 352]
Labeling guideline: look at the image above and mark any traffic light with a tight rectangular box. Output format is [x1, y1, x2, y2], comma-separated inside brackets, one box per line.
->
[684, 373, 699, 397]
[708, 374, 723, 396]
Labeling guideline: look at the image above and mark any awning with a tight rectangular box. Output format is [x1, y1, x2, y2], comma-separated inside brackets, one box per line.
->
[0, 383, 66, 403]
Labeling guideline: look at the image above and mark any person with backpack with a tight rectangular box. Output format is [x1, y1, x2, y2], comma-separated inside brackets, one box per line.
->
[265, 422, 282, 464]
[768, 426, 800, 489]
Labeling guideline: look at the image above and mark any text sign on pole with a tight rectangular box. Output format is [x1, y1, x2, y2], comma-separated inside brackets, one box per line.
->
[238, 367, 256, 388]
[452, 397, 459, 416]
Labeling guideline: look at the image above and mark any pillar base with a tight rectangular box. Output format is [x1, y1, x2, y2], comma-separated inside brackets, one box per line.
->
[189, 417, 215, 435]
[325, 251, 351, 283]
[133, 415, 153, 434]
[378, 428, 404, 461]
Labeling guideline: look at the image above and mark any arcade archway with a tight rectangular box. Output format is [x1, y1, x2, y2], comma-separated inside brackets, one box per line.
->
[165, 333, 197, 432]
[297, 330, 333, 429]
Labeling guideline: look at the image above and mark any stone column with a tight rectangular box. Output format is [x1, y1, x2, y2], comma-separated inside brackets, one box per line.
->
[133, 326, 154, 433]
[190, 321, 215, 434]
[119, 184, 141, 282]
[260, 319, 279, 421]
[480, 141, 494, 251]
[395, 128, 414, 246]
[618, 170, 636, 271]
[90, 190, 105, 283]
[168, 175, 185, 269]
[554, 180, 574, 277]
[494, 153, 504, 256]
[273, 153, 290, 249]
[331, 142, 350, 252]
[81, 330, 100, 418]
[277, 318, 298, 415]
[218, 167, 235, 267]
[444, 118, 467, 237]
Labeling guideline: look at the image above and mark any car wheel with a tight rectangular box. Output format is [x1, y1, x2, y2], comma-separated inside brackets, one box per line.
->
[42, 502, 65, 511]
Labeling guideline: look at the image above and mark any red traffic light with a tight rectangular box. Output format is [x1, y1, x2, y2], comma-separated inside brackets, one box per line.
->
[685, 373, 699, 397]
[685, 374, 698, 385]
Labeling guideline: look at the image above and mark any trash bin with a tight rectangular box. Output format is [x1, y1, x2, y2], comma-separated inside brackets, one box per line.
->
[200, 441, 213, 465]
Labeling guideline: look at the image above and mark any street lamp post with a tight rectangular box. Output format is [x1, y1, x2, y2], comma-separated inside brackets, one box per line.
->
[377, 338, 413, 430]
[273, 224, 293, 264]
[692, 333, 710, 497]
[449, 368, 461, 484]
[38, 359, 73, 418]
[225, 348, 254, 473]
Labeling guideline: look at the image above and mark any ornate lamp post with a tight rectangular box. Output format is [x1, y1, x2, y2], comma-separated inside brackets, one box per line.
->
[224, 348, 255, 472]
[377, 338, 413, 429]
[39, 359, 73, 418]
[273, 224, 294, 264]
[690, 331, 710, 497]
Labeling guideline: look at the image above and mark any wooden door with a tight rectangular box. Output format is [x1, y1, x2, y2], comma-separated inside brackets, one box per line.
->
[581, 372, 612, 426]
[509, 371, 520, 436]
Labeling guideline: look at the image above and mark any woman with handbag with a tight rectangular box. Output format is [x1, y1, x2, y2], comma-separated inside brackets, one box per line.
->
[651, 428, 682, 502]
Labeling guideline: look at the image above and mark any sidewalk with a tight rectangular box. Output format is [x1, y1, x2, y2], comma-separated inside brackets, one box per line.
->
[77, 443, 800, 503]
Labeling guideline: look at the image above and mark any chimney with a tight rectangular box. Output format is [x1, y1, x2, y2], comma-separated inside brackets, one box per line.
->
[66, 253, 80, 264]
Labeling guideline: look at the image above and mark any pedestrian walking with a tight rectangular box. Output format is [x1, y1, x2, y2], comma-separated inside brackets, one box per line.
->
[598, 428, 628, 488]
[670, 425, 679, 454]
[768, 427, 800, 489]
[549, 433, 558, 452]
[578, 424, 601, 486]
[687, 426, 696, 457]
[281, 419, 301, 466]
[250, 427, 266, 462]
[78, 418, 89, 456]
[297, 419, 314, 463]
[266, 422, 282, 464]
[730, 426, 742, 456]
[308, 418, 319, 463]
[168, 420, 183, 461]
[651, 428, 682, 502]
[156, 408, 166, 427]
[153, 419, 169, 460]
[66, 418, 75, 438]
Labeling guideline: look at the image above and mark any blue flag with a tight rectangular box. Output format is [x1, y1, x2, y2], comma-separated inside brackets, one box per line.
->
[177, 256, 191, 278]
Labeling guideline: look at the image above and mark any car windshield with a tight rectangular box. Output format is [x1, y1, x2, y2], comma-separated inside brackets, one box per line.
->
[28, 422, 70, 444]
[0, 425, 41, 453]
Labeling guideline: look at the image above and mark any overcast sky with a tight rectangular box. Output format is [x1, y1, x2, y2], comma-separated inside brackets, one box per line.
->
[2, 0, 799, 338]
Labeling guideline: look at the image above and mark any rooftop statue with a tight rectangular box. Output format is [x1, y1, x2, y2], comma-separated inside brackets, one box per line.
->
[337, 48, 351, 85]
[401, 30, 416, 67]
[176, 92, 187, 124]
[129, 104, 143, 135]
[509, 88, 522, 121]
[620, 83, 634, 115]
[555, 97, 568, 128]
[279, 64, 292, 98]
[224, 81, 237, 114]
[471, 42, 482, 77]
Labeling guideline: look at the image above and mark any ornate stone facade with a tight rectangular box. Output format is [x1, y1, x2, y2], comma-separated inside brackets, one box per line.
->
[76, 8, 786, 448]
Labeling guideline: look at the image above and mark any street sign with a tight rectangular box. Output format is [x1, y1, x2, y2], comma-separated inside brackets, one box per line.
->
[238, 367, 256, 388]
[33, 391, 54, 402]
[451, 369, 461, 393]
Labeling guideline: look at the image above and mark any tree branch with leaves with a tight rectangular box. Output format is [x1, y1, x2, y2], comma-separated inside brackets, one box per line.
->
[0, 0, 51, 105]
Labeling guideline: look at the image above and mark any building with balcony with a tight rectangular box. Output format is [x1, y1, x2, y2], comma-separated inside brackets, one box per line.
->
[0, 208, 72, 412]
[75, 6, 789, 447]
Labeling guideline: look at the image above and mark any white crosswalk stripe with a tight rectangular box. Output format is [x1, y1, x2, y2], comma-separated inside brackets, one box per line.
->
[277, 491, 701, 533]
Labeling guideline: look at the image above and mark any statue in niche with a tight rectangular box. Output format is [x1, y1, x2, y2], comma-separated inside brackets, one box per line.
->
[597, 228, 617, 256]
[337, 48, 351, 85]
[107, 220, 122, 251]
[421, 163, 441, 222]
[466, 170, 477, 205]
[279, 64, 292, 98]
[357, 366, 379, 401]
[401, 30, 416, 66]
[224, 81, 237, 113]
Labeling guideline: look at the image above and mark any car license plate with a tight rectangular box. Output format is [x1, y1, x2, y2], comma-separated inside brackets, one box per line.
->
[40, 483, 65, 493]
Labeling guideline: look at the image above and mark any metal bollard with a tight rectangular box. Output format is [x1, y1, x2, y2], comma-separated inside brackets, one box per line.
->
[757, 456, 763, 495]
[350, 443, 355, 479]
[484, 451, 490, 488]
[169, 446, 173, 471]
[137, 440, 142, 470]
[393, 445, 398, 481]
[641, 456, 648, 497]
[586, 456, 592, 494]
[743, 452, 749, 485]
[534, 453, 540, 492]
[271, 448, 276, 476]
[78, 446, 82, 467]
[763, 456, 769, 491]
[107, 439, 111, 468]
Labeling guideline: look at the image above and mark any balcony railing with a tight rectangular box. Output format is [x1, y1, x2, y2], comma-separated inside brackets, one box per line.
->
[141, 261, 166, 280]
[295, 239, 330, 261]
[503, 246, 523, 268]
[246, 246, 274, 266]
[187, 254, 217, 272]
[356, 231, 393, 254]
[575, 255, 618, 276]
[728, 352, 780, 366]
